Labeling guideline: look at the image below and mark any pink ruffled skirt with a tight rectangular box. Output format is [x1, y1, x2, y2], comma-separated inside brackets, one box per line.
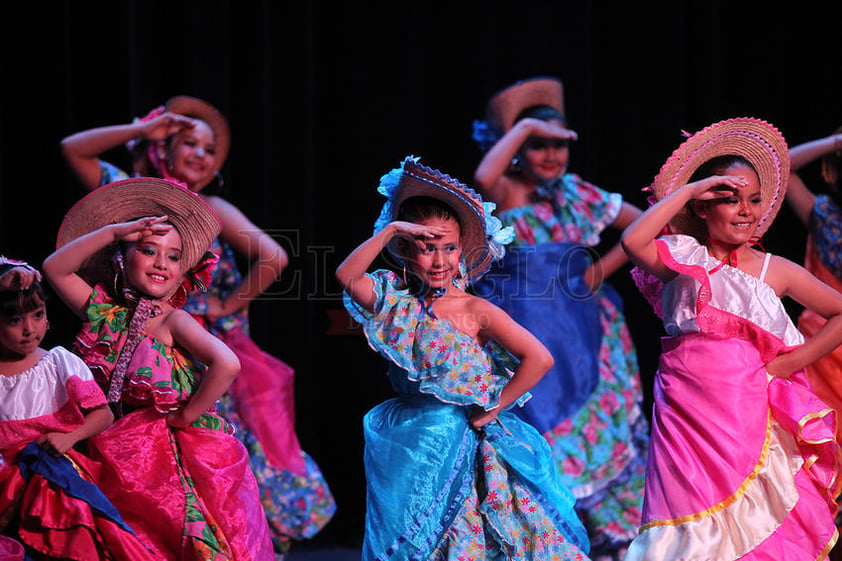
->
[626, 333, 840, 560]
[88, 407, 274, 560]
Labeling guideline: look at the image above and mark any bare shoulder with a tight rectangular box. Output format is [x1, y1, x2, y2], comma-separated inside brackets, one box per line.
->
[764, 253, 810, 295]
[164, 307, 192, 323]
[768, 253, 807, 275]
[465, 292, 508, 322]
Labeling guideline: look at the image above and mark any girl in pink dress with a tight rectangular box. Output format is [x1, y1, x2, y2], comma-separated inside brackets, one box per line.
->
[0, 258, 160, 560]
[42, 178, 275, 561]
[61, 96, 335, 556]
[621, 118, 842, 560]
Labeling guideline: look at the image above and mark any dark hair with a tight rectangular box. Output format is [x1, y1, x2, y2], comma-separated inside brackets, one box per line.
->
[514, 105, 567, 127]
[690, 155, 755, 182]
[0, 281, 47, 319]
[396, 196, 461, 231]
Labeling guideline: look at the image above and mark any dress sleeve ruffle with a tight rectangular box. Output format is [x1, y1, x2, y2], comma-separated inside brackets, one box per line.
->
[345, 270, 529, 409]
[630, 266, 664, 319]
[73, 286, 130, 389]
[561, 174, 623, 246]
[99, 160, 130, 186]
[810, 195, 842, 280]
[66, 377, 108, 411]
[52, 348, 108, 411]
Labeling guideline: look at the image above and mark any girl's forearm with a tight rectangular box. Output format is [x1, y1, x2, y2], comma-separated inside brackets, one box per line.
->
[43, 226, 116, 277]
[67, 406, 113, 444]
[180, 363, 238, 422]
[336, 225, 395, 289]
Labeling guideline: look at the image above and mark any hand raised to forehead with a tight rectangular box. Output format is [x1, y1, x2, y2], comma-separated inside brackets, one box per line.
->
[0, 264, 41, 291]
[391, 221, 453, 249]
[113, 216, 173, 243]
[687, 175, 748, 200]
[528, 118, 578, 141]
[140, 111, 196, 142]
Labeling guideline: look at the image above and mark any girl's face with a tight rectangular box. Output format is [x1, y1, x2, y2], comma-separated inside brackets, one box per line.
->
[696, 163, 762, 244]
[406, 216, 462, 289]
[520, 118, 570, 183]
[0, 304, 47, 359]
[124, 228, 185, 300]
[167, 119, 218, 191]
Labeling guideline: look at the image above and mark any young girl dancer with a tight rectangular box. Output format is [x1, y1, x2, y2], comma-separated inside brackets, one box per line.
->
[336, 156, 592, 560]
[42, 177, 274, 560]
[61, 95, 335, 556]
[471, 77, 648, 559]
[0, 257, 159, 560]
[621, 118, 842, 559]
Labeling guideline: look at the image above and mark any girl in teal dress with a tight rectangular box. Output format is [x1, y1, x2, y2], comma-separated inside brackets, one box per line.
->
[336, 156, 592, 560]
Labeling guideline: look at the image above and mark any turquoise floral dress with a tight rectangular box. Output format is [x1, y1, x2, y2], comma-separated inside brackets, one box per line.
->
[345, 270, 591, 561]
[472, 173, 650, 556]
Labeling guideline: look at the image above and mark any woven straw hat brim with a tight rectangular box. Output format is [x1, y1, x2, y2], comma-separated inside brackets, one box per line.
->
[486, 76, 564, 134]
[56, 177, 221, 286]
[165, 95, 231, 172]
[650, 117, 789, 239]
[389, 161, 490, 279]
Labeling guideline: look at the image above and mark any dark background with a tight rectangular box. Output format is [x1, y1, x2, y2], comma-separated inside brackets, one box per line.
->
[1, 1, 840, 548]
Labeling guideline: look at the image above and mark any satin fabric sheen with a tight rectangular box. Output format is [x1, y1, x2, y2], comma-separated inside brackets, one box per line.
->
[625, 235, 840, 560]
[88, 407, 273, 560]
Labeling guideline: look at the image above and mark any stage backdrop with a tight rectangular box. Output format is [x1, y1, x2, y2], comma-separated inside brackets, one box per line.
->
[1, 1, 839, 547]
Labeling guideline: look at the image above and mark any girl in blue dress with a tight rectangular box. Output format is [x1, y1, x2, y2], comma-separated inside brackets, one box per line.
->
[471, 77, 649, 560]
[336, 156, 592, 560]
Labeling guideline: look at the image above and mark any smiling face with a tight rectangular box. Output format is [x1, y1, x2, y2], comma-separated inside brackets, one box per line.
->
[695, 162, 762, 245]
[166, 119, 218, 191]
[405, 215, 462, 290]
[519, 117, 570, 183]
[123, 227, 185, 300]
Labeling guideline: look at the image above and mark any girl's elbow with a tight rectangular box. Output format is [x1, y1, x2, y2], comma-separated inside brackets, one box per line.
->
[41, 256, 57, 278]
[619, 232, 632, 251]
[619, 237, 640, 262]
[272, 244, 289, 271]
[220, 353, 241, 381]
[335, 267, 352, 290]
[539, 349, 555, 372]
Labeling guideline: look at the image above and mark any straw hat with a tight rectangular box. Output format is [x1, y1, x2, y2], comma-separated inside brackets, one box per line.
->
[56, 177, 222, 286]
[165, 95, 231, 173]
[485, 76, 564, 134]
[650, 117, 789, 239]
[377, 157, 494, 280]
